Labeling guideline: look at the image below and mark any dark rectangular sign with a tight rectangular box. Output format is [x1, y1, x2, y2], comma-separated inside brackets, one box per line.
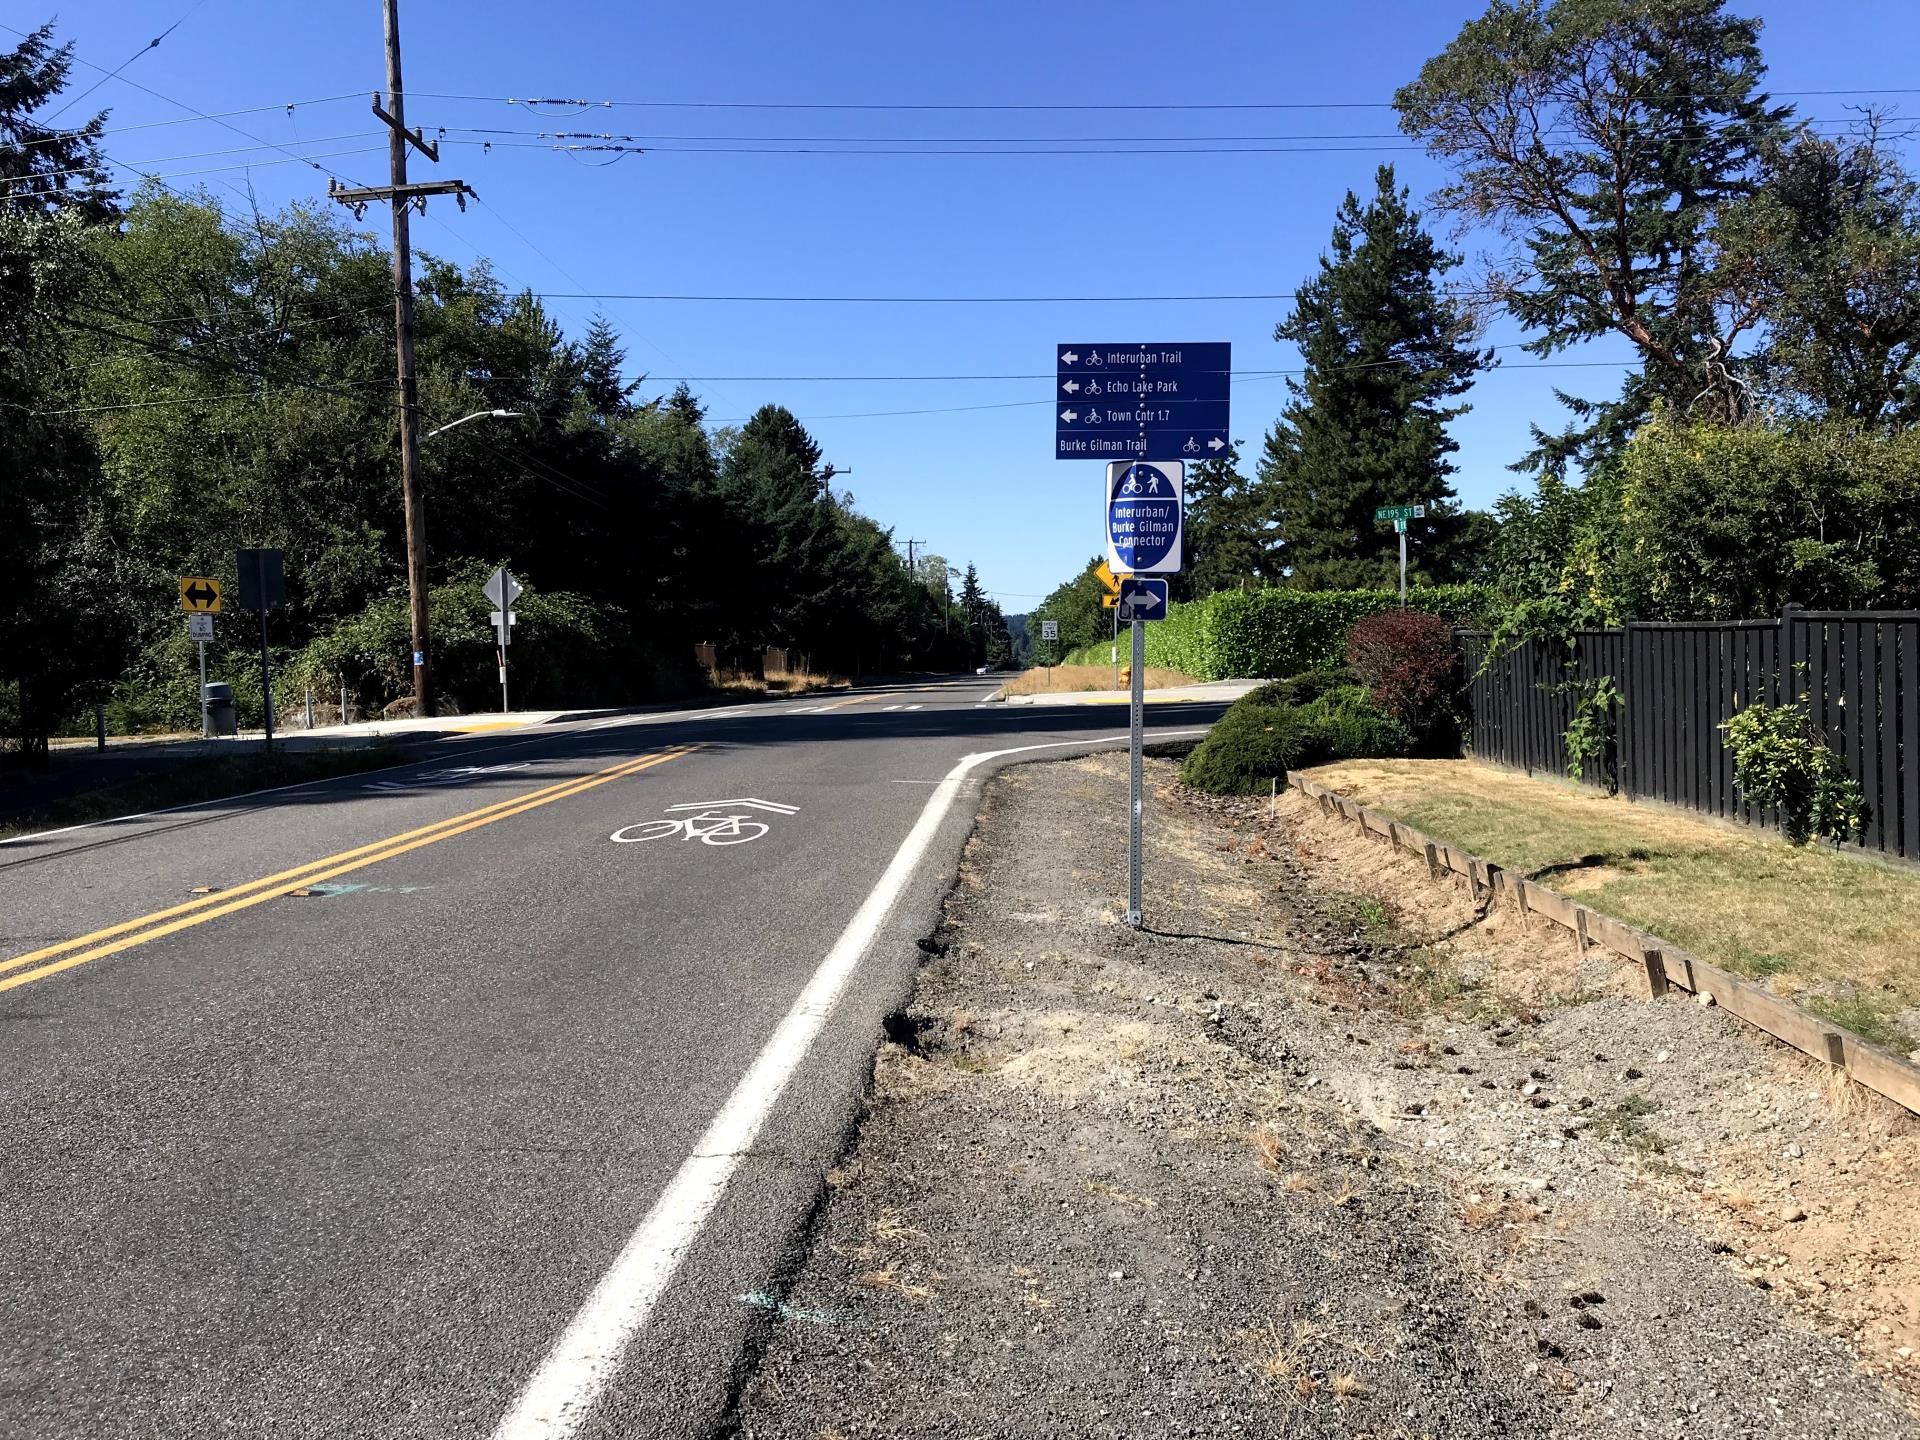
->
[235, 547, 285, 612]
[1055, 342, 1231, 461]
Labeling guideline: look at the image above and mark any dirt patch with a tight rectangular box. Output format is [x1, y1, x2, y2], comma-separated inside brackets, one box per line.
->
[725, 756, 1920, 1438]
[1276, 785, 1920, 1397]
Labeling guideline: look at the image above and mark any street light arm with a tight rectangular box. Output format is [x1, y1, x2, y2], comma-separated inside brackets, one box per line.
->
[422, 408, 524, 441]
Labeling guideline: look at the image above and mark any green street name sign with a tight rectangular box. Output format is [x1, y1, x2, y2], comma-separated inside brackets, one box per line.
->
[1374, 504, 1427, 523]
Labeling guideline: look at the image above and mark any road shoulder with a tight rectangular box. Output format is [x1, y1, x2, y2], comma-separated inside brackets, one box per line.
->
[726, 753, 1919, 1438]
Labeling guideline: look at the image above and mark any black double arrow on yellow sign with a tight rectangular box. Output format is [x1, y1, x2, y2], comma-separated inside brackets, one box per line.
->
[179, 576, 222, 613]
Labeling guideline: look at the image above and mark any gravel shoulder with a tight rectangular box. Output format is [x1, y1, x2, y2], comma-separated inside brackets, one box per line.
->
[725, 754, 1920, 1439]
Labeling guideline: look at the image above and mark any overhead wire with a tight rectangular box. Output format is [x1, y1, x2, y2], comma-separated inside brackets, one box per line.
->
[42, 0, 210, 121]
[407, 87, 1920, 112]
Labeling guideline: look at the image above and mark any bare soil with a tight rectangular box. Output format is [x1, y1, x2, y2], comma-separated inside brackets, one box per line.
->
[725, 755, 1920, 1439]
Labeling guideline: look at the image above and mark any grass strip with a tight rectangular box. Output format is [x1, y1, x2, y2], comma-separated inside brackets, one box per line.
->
[1303, 758, 1920, 1055]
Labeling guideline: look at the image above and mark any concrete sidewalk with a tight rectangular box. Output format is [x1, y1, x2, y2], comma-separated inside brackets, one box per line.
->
[998, 678, 1260, 707]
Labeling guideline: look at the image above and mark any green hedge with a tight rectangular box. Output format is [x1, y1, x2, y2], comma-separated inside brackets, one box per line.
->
[1064, 585, 1497, 679]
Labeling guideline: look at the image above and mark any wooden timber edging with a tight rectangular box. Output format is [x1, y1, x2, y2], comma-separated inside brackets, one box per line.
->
[1288, 774, 1920, 1118]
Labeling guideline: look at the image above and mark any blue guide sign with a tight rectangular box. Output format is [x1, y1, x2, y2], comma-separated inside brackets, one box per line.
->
[1104, 461, 1183, 575]
[1056, 343, 1230, 462]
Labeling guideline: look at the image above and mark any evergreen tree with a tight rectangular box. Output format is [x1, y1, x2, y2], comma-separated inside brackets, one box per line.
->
[1177, 442, 1270, 600]
[0, 23, 115, 217]
[715, 405, 841, 649]
[1260, 166, 1492, 589]
[579, 314, 640, 419]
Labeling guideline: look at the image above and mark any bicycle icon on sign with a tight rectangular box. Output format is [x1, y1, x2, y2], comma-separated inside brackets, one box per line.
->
[610, 797, 798, 847]
[1119, 470, 1145, 495]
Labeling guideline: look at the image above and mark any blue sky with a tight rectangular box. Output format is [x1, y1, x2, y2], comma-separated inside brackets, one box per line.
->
[30, 0, 1920, 611]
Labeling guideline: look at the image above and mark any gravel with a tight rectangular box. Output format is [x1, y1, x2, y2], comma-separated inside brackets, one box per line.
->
[723, 755, 1920, 1439]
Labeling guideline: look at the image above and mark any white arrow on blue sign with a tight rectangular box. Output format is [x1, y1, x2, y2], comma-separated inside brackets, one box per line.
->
[1116, 577, 1169, 622]
[1105, 461, 1183, 576]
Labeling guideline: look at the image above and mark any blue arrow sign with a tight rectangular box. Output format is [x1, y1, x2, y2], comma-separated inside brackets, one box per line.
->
[1057, 343, 1230, 461]
[1105, 462, 1183, 575]
[1116, 577, 1169, 622]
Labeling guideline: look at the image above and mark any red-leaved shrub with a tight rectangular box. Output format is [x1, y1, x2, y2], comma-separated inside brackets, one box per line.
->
[1344, 610, 1460, 749]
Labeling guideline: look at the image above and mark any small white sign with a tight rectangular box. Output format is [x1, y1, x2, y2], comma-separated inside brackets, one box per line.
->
[1041, 620, 1059, 641]
[187, 612, 214, 642]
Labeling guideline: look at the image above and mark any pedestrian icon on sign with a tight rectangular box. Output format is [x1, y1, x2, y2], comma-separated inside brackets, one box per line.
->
[1145, 474, 1162, 495]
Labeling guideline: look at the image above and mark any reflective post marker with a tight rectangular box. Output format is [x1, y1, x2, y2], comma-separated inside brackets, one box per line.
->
[1127, 615, 1145, 927]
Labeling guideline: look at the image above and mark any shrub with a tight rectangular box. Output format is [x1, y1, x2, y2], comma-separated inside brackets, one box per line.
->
[1178, 703, 1310, 795]
[1244, 666, 1356, 710]
[1178, 684, 1410, 795]
[1297, 686, 1411, 764]
[1720, 701, 1868, 845]
[1345, 609, 1462, 751]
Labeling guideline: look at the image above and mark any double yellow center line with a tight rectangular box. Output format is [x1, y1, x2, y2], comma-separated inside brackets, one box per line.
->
[1, 745, 698, 996]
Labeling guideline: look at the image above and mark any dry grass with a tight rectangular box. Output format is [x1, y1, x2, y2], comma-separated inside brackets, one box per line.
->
[708, 663, 847, 697]
[1249, 1130, 1287, 1171]
[997, 664, 1198, 696]
[1083, 1179, 1157, 1211]
[870, 1208, 928, 1245]
[1305, 757, 1920, 1053]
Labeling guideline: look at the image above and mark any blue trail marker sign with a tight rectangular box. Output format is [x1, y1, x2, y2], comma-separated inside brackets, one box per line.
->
[1105, 461, 1183, 575]
[1056, 343, 1230, 461]
[1116, 577, 1169, 622]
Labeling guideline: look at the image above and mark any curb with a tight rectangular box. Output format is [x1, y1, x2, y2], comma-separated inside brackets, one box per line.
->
[1288, 774, 1920, 1118]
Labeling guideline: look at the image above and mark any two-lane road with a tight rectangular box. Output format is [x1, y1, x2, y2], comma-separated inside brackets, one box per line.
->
[0, 676, 1225, 1438]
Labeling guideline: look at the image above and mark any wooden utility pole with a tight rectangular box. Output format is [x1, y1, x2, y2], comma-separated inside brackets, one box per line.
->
[329, 0, 472, 719]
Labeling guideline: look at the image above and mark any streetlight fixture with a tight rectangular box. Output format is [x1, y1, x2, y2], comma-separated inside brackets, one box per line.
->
[424, 408, 523, 441]
[402, 407, 524, 716]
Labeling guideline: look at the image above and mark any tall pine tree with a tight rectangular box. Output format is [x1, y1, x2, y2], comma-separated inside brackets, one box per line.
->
[1176, 442, 1270, 600]
[1260, 165, 1492, 590]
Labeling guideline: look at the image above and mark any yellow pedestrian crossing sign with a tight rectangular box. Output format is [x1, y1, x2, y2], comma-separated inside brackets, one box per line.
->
[179, 577, 222, 612]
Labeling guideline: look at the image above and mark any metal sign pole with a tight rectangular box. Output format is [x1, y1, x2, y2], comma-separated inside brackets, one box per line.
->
[258, 596, 274, 753]
[198, 641, 209, 738]
[1399, 520, 1408, 608]
[498, 643, 509, 715]
[1127, 614, 1145, 928]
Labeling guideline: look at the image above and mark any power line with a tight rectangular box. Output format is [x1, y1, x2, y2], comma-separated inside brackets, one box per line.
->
[0, 133, 386, 191]
[28, 379, 393, 418]
[42, 1, 210, 120]
[0, 21, 381, 194]
[534, 290, 1305, 303]
[408, 87, 1920, 113]
[424, 116, 1887, 146]
[18, 92, 364, 149]
[698, 358, 1641, 425]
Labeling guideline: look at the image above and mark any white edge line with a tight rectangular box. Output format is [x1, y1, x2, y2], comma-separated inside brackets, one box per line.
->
[489, 728, 1207, 1439]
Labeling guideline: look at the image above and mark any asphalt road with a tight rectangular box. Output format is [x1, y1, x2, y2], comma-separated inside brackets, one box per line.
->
[0, 675, 1226, 1439]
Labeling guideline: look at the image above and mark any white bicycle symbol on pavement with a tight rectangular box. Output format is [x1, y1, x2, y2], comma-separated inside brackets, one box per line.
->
[610, 798, 797, 847]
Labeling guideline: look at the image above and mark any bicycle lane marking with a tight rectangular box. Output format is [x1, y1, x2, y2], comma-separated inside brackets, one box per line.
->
[608, 798, 798, 848]
[0, 747, 699, 996]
